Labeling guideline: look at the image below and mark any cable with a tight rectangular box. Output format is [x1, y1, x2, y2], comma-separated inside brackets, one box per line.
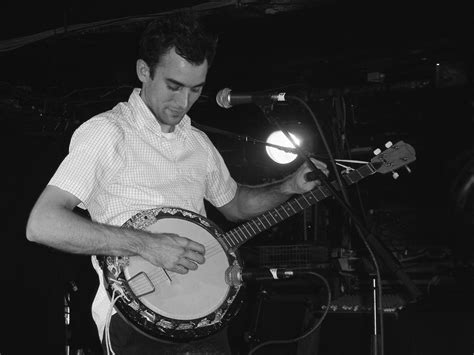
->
[104, 289, 123, 355]
[0, 0, 238, 52]
[263, 96, 385, 355]
[247, 271, 331, 355]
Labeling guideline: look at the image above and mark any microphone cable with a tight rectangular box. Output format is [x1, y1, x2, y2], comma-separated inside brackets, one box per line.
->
[282, 95, 385, 355]
[247, 271, 331, 355]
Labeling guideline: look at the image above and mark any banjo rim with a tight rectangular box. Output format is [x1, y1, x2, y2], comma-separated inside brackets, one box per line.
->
[98, 206, 244, 342]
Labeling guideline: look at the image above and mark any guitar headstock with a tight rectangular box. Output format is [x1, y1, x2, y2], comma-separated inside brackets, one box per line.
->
[370, 141, 416, 177]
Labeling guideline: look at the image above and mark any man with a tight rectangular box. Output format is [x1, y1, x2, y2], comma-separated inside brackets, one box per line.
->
[26, 13, 328, 354]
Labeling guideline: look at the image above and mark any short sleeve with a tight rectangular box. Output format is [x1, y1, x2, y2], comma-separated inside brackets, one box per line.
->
[48, 116, 125, 207]
[202, 135, 238, 208]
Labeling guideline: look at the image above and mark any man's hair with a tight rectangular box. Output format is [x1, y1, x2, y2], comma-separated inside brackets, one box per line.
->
[138, 12, 218, 78]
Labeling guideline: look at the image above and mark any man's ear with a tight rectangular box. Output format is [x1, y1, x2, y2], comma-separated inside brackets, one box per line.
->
[136, 59, 150, 83]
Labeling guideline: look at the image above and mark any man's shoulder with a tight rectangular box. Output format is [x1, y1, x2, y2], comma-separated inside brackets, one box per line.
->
[190, 123, 213, 142]
[189, 124, 205, 137]
[80, 101, 131, 132]
[190, 124, 218, 150]
[72, 105, 130, 145]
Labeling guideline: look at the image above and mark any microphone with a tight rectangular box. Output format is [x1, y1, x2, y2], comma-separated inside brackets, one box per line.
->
[216, 88, 287, 109]
[225, 265, 297, 286]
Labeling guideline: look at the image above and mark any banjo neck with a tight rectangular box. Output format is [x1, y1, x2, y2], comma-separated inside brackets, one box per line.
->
[220, 162, 378, 251]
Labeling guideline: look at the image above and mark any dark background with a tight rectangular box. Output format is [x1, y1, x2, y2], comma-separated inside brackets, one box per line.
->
[1, 1, 473, 354]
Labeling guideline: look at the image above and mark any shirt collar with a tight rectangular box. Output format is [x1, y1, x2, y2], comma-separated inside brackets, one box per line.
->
[128, 88, 191, 139]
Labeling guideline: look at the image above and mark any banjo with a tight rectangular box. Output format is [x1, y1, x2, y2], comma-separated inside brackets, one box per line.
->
[98, 141, 415, 342]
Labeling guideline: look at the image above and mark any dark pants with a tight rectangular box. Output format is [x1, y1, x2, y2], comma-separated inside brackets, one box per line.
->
[102, 313, 232, 355]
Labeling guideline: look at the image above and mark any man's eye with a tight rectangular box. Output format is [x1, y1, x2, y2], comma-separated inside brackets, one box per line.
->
[168, 85, 180, 91]
[191, 87, 202, 93]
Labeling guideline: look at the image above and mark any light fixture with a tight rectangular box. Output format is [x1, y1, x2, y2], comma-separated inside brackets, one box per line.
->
[265, 130, 301, 164]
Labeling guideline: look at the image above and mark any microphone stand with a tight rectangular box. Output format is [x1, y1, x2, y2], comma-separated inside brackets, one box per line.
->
[254, 100, 421, 355]
[192, 121, 314, 156]
[257, 100, 384, 354]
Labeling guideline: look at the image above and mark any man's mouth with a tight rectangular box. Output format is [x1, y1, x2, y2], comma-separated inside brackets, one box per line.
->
[168, 108, 184, 117]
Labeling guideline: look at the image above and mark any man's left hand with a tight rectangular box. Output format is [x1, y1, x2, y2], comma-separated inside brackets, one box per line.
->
[285, 158, 329, 194]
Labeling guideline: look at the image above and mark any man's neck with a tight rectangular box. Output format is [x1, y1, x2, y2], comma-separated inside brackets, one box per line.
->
[159, 123, 175, 133]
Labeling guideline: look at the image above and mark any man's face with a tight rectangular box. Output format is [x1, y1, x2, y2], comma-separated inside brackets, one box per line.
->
[138, 47, 208, 133]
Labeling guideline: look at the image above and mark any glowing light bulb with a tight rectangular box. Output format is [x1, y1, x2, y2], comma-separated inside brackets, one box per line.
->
[265, 131, 301, 164]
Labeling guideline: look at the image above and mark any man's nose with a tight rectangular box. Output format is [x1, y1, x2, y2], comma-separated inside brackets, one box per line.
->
[175, 89, 189, 109]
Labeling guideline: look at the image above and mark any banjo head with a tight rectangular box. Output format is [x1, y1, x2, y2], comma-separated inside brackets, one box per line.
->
[98, 207, 244, 343]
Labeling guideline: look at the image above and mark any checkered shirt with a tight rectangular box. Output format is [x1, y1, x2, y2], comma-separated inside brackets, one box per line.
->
[48, 88, 237, 339]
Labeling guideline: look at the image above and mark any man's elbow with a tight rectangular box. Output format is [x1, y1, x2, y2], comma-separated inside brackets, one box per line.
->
[225, 213, 244, 223]
[25, 185, 78, 243]
[25, 208, 43, 242]
[25, 204, 53, 244]
[218, 201, 247, 223]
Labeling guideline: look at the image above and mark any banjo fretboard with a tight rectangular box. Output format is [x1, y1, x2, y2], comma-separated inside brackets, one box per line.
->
[221, 163, 378, 250]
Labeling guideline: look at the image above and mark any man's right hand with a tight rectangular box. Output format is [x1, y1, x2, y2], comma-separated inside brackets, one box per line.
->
[140, 233, 206, 274]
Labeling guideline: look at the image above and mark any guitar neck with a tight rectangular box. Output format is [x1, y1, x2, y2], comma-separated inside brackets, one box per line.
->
[221, 162, 378, 251]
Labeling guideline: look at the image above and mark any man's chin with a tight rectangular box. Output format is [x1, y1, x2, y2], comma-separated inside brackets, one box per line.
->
[166, 110, 185, 120]
[168, 115, 184, 124]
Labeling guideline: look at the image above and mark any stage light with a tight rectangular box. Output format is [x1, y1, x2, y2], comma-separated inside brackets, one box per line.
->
[265, 130, 301, 164]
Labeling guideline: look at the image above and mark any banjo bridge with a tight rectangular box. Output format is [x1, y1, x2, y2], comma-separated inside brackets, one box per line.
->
[128, 271, 156, 298]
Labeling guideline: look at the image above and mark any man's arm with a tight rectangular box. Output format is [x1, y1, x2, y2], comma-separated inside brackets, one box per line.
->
[218, 159, 328, 222]
[26, 185, 205, 274]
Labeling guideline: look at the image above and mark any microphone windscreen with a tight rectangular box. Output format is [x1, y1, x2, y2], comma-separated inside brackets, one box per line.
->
[216, 88, 232, 109]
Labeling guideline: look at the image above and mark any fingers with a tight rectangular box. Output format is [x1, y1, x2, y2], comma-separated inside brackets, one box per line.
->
[184, 249, 205, 264]
[186, 239, 206, 255]
[176, 241, 206, 273]
[154, 233, 206, 274]
[309, 158, 329, 176]
[177, 237, 206, 263]
[303, 159, 329, 186]
[171, 264, 188, 274]
[169, 251, 203, 274]
[290, 158, 330, 194]
[179, 257, 199, 271]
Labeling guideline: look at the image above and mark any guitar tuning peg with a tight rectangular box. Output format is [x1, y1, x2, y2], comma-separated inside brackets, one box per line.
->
[392, 171, 400, 179]
[373, 148, 382, 155]
[385, 141, 393, 148]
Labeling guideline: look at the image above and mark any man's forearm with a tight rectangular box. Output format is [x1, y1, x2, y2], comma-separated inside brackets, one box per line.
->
[239, 182, 292, 215]
[26, 204, 147, 257]
[231, 177, 296, 220]
[219, 158, 326, 222]
[26, 186, 206, 273]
